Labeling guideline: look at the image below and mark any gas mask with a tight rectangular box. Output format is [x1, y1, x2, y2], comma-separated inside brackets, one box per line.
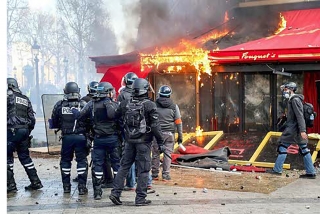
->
[283, 91, 290, 99]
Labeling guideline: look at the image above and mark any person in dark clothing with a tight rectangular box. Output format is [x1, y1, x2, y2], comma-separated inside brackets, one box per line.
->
[50, 82, 90, 195]
[72, 82, 121, 200]
[151, 85, 183, 181]
[73, 81, 115, 188]
[7, 78, 43, 193]
[81, 81, 99, 103]
[109, 78, 165, 206]
[117, 72, 138, 103]
[117, 72, 141, 190]
[269, 82, 316, 179]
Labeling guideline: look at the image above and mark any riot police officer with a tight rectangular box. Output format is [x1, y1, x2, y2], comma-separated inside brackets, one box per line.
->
[50, 82, 90, 195]
[117, 72, 139, 190]
[72, 81, 99, 182]
[109, 78, 165, 206]
[7, 78, 43, 192]
[151, 85, 183, 181]
[72, 82, 121, 200]
[117, 72, 138, 102]
[81, 81, 99, 102]
[78, 81, 115, 188]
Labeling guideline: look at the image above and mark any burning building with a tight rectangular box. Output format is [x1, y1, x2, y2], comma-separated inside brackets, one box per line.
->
[90, 0, 320, 136]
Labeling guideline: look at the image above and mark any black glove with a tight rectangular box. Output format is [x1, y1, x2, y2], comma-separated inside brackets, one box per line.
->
[158, 144, 166, 154]
[85, 139, 92, 155]
[28, 135, 33, 148]
[177, 135, 183, 144]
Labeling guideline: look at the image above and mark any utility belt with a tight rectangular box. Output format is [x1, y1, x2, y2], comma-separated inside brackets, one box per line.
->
[125, 133, 153, 144]
[95, 133, 118, 139]
[7, 124, 28, 129]
[62, 129, 86, 136]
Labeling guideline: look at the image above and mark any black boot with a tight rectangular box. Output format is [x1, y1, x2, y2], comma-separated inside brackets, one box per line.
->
[94, 186, 102, 200]
[78, 184, 88, 195]
[25, 182, 43, 190]
[24, 167, 43, 191]
[92, 170, 103, 200]
[7, 164, 17, 193]
[63, 183, 71, 193]
[7, 183, 18, 193]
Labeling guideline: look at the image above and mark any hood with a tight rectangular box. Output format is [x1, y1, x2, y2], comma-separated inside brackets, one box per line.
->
[156, 97, 174, 108]
[289, 94, 304, 101]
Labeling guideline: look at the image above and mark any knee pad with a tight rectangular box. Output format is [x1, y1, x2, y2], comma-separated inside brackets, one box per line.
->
[299, 146, 310, 156]
[277, 144, 288, 155]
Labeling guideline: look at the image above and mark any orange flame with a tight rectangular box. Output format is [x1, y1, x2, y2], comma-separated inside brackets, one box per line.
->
[275, 13, 287, 35]
[140, 30, 228, 79]
[195, 126, 203, 137]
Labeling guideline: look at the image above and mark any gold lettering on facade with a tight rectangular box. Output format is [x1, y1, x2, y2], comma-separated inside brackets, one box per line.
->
[241, 52, 276, 60]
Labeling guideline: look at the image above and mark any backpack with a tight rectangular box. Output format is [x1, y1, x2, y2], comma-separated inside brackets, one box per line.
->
[124, 99, 148, 139]
[303, 102, 317, 128]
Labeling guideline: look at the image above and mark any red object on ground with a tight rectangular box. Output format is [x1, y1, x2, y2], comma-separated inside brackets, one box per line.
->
[230, 165, 266, 173]
[171, 145, 209, 164]
[208, 8, 320, 64]
[178, 144, 208, 154]
[171, 154, 183, 165]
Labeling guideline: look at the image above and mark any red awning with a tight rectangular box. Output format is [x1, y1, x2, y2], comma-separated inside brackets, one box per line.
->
[208, 8, 320, 64]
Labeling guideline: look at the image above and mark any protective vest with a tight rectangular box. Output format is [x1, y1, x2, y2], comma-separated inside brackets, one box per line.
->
[156, 102, 176, 133]
[60, 100, 86, 134]
[8, 93, 29, 122]
[93, 100, 117, 136]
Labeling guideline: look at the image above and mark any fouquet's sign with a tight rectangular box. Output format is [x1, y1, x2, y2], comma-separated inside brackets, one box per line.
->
[241, 51, 277, 61]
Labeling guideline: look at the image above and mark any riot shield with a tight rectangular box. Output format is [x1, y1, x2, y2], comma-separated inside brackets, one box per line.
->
[41, 94, 64, 155]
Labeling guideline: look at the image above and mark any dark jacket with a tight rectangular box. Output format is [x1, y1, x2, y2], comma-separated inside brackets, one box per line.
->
[279, 94, 307, 144]
[51, 98, 88, 135]
[117, 87, 133, 103]
[116, 95, 164, 145]
[156, 97, 183, 139]
[7, 91, 35, 131]
[73, 97, 119, 137]
[81, 94, 94, 103]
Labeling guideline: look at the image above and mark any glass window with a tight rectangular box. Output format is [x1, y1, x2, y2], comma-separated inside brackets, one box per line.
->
[213, 73, 240, 133]
[244, 74, 271, 132]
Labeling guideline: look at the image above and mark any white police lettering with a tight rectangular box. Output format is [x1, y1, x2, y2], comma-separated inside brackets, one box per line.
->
[62, 107, 80, 114]
[62, 107, 73, 114]
[15, 97, 28, 107]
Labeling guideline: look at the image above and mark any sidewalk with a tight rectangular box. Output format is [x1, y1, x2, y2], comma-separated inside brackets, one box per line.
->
[7, 156, 320, 214]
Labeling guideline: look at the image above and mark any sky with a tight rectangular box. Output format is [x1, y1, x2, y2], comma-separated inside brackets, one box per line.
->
[28, 0, 56, 13]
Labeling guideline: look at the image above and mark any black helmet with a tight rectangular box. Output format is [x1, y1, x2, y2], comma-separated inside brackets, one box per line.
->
[64, 82, 80, 100]
[132, 78, 149, 96]
[283, 82, 297, 92]
[87, 81, 99, 94]
[158, 85, 172, 98]
[7, 78, 20, 92]
[97, 82, 114, 94]
[124, 72, 138, 88]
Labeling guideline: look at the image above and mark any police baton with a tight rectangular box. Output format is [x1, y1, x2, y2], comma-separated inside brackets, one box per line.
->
[72, 102, 80, 132]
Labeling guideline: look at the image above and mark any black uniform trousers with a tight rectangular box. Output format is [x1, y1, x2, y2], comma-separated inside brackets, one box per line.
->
[7, 128, 39, 185]
[91, 134, 120, 184]
[111, 141, 152, 203]
[60, 134, 88, 185]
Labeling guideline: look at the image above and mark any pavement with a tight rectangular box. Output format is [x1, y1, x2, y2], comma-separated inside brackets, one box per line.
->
[6, 155, 320, 214]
